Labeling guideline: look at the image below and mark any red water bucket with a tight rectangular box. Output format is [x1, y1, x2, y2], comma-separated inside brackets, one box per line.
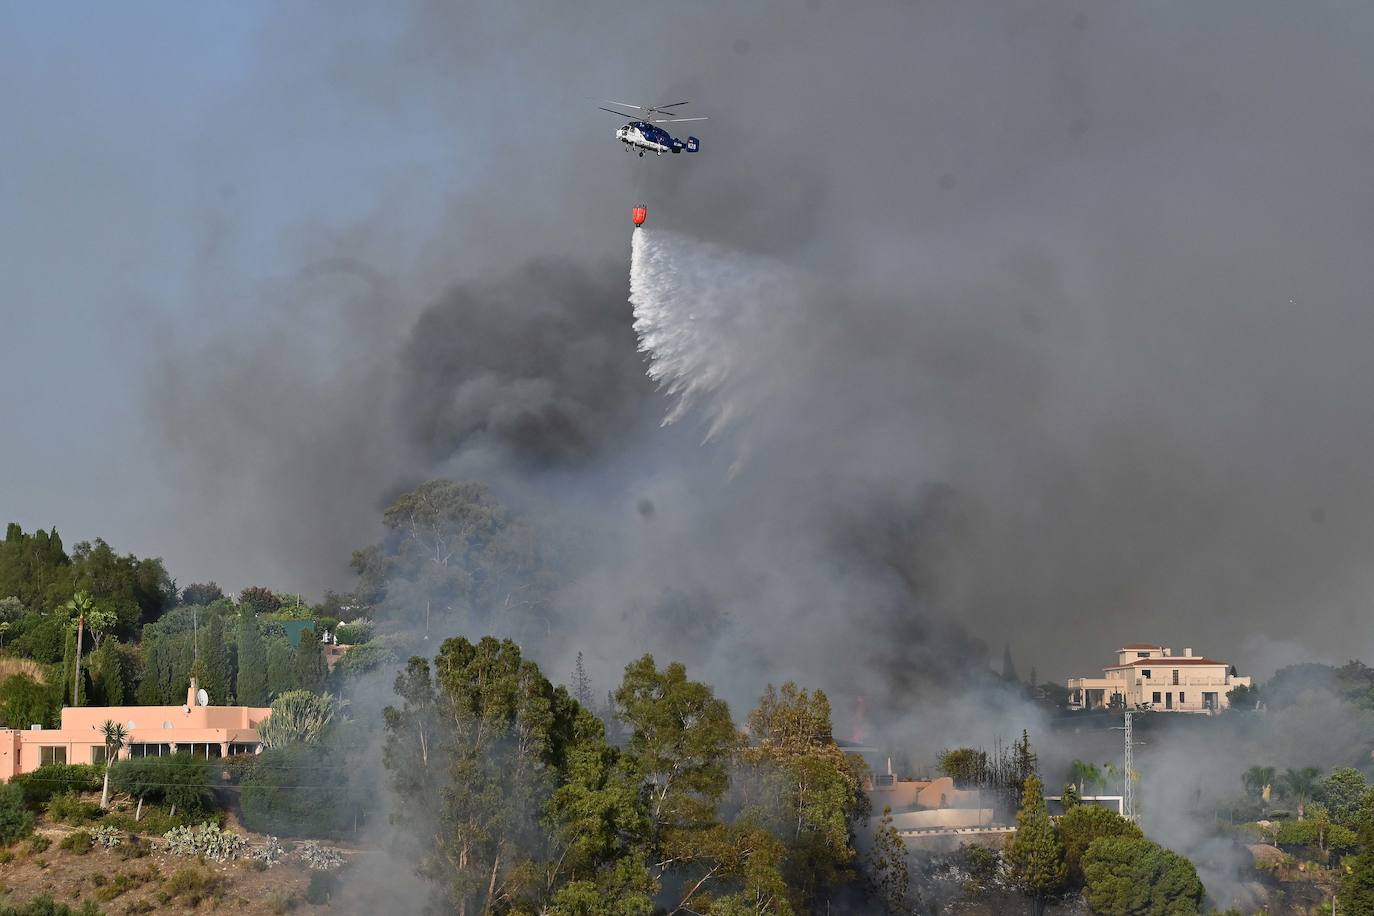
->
[631, 205, 648, 227]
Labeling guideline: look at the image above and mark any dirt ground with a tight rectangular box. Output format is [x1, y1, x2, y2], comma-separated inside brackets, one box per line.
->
[0, 821, 343, 914]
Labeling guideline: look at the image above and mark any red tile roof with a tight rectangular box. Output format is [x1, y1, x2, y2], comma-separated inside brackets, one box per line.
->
[1107, 657, 1227, 668]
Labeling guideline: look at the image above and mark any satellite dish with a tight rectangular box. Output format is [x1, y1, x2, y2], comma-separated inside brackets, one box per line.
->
[196, 689, 209, 707]
[162, 721, 172, 729]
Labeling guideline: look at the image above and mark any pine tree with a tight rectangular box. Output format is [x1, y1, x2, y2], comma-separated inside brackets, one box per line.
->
[294, 627, 328, 694]
[1013, 729, 1039, 786]
[1005, 774, 1066, 916]
[866, 805, 911, 914]
[572, 652, 594, 710]
[236, 604, 268, 706]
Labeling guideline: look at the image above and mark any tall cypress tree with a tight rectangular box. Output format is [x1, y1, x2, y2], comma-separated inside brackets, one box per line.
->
[294, 627, 328, 694]
[236, 604, 268, 706]
[94, 640, 126, 706]
[266, 635, 296, 700]
[60, 629, 79, 706]
[136, 628, 163, 705]
[1005, 774, 1066, 916]
[199, 613, 232, 705]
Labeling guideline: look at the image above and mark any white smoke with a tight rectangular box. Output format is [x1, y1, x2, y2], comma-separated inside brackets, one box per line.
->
[629, 228, 802, 451]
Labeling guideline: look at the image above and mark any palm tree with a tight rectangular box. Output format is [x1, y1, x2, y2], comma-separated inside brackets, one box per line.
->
[1242, 765, 1276, 802]
[1279, 766, 1321, 819]
[64, 591, 95, 706]
[1069, 759, 1103, 794]
[99, 719, 128, 809]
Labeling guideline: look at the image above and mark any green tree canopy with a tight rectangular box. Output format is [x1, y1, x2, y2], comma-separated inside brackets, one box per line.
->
[1342, 822, 1374, 916]
[383, 637, 581, 912]
[293, 627, 328, 694]
[238, 586, 282, 616]
[236, 602, 268, 706]
[739, 682, 870, 902]
[265, 633, 297, 699]
[179, 582, 224, 606]
[1082, 836, 1204, 916]
[242, 743, 355, 838]
[1004, 774, 1066, 914]
[938, 748, 987, 787]
[615, 654, 737, 836]
[1320, 768, 1369, 826]
[197, 611, 232, 704]
[1056, 803, 1142, 887]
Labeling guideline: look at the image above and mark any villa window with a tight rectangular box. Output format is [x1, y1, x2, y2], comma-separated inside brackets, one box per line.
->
[1172, 670, 1180, 685]
[182, 743, 223, 760]
[1141, 669, 1152, 679]
[1137, 651, 1150, 658]
[39, 746, 66, 766]
[128, 743, 171, 758]
[1152, 692, 1161, 704]
[90, 746, 108, 765]
[228, 743, 260, 757]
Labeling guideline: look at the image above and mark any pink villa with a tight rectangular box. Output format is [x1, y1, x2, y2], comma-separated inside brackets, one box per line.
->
[0, 680, 270, 781]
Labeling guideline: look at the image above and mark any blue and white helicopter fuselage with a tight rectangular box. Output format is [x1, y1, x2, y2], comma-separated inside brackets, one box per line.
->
[616, 120, 700, 156]
[599, 101, 706, 157]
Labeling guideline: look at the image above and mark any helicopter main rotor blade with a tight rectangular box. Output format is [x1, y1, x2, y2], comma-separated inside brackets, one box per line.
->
[652, 117, 708, 123]
[653, 102, 691, 109]
[599, 107, 637, 117]
[602, 100, 644, 110]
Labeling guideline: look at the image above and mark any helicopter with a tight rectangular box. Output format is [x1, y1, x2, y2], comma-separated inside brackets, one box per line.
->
[598, 100, 706, 157]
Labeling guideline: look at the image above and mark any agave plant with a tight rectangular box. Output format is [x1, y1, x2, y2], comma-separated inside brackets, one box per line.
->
[259, 691, 341, 749]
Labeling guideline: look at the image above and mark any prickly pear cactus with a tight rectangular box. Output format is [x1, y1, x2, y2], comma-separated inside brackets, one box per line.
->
[91, 825, 124, 848]
[161, 822, 248, 861]
[161, 824, 197, 855]
[297, 841, 343, 870]
[252, 836, 286, 868]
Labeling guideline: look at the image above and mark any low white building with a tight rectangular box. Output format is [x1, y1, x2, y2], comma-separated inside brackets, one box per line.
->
[1067, 643, 1251, 713]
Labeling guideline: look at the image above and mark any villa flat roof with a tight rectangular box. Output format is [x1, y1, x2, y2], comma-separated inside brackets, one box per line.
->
[1106, 657, 1227, 669]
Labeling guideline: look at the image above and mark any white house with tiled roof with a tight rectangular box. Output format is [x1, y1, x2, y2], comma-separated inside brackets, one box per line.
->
[1067, 644, 1251, 713]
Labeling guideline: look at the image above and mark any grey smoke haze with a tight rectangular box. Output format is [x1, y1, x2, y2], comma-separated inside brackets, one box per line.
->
[7, 1, 1374, 698]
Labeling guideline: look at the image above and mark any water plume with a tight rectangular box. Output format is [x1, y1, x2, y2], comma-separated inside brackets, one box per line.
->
[629, 228, 800, 451]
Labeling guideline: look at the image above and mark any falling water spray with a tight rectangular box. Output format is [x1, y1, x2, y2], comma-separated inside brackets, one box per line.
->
[628, 227, 801, 456]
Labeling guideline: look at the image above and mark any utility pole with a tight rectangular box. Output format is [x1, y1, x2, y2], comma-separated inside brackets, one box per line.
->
[1111, 709, 1139, 821]
[1123, 710, 1135, 821]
